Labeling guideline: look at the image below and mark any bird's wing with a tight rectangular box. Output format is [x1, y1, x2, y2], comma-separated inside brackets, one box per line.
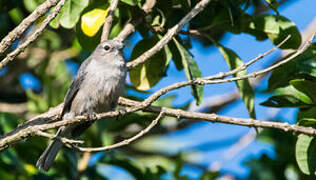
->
[61, 58, 93, 117]
[61, 72, 86, 117]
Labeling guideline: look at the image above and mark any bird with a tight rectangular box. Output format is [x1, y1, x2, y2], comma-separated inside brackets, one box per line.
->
[36, 39, 127, 171]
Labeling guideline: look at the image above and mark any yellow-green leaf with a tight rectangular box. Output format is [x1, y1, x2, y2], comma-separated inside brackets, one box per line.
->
[130, 37, 170, 90]
[296, 134, 316, 175]
[217, 44, 256, 118]
[24, 163, 37, 175]
[81, 8, 108, 37]
[173, 38, 203, 105]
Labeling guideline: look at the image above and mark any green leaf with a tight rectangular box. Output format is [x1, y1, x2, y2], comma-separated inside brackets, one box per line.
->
[120, 0, 137, 6]
[268, 43, 316, 90]
[8, 8, 23, 24]
[248, 15, 301, 49]
[49, 10, 62, 28]
[273, 85, 313, 104]
[298, 107, 316, 126]
[23, 0, 44, 12]
[295, 134, 316, 175]
[290, 79, 316, 104]
[0, 113, 19, 133]
[260, 95, 311, 108]
[58, 0, 89, 29]
[217, 44, 256, 118]
[129, 37, 170, 90]
[173, 38, 203, 105]
[168, 39, 183, 70]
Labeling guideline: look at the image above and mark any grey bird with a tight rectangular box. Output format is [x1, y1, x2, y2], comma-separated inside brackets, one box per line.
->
[36, 39, 127, 171]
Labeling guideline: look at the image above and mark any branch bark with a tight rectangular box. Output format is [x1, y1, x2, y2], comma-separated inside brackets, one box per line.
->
[101, 0, 120, 41]
[126, 0, 212, 69]
[0, 0, 67, 71]
[0, 0, 60, 56]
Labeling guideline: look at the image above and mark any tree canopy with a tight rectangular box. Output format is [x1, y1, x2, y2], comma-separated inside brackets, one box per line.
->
[0, 0, 315, 179]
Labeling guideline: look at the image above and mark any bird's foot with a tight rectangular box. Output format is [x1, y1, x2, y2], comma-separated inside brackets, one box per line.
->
[85, 112, 98, 120]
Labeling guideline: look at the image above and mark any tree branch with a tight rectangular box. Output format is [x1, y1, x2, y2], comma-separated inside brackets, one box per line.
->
[126, 0, 212, 69]
[0, 0, 67, 71]
[71, 111, 165, 152]
[119, 98, 316, 136]
[0, 0, 60, 56]
[101, 0, 120, 41]
[116, 0, 157, 41]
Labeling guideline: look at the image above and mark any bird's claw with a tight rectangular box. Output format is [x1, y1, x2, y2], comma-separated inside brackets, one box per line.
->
[85, 113, 97, 120]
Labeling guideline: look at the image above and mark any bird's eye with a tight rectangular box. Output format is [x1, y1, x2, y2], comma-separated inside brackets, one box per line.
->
[104, 45, 110, 51]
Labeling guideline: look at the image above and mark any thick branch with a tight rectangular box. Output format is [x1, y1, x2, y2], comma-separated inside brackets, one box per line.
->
[0, 0, 67, 71]
[0, 0, 60, 56]
[126, 0, 212, 69]
[119, 98, 316, 136]
[101, 0, 119, 41]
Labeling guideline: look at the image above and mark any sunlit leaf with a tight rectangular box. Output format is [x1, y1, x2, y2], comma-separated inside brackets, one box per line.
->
[248, 15, 301, 49]
[59, 0, 89, 29]
[173, 38, 203, 105]
[23, 0, 44, 12]
[273, 85, 312, 105]
[217, 44, 256, 118]
[260, 95, 311, 108]
[129, 37, 170, 90]
[24, 163, 37, 175]
[296, 134, 316, 175]
[81, 8, 108, 37]
[290, 79, 316, 104]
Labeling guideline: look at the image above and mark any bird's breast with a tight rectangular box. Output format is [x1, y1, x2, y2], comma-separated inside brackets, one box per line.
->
[71, 59, 126, 114]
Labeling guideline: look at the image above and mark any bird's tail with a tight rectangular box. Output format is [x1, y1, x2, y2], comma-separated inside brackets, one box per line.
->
[36, 138, 63, 171]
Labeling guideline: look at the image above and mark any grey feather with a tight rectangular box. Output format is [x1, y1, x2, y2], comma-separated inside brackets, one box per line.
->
[36, 39, 127, 171]
[61, 71, 86, 117]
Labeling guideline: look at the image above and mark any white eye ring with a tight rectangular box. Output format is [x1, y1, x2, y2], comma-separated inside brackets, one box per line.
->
[104, 45, 111, 51]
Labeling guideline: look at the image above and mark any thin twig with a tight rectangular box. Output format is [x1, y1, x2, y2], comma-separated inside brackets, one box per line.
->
[101, 0, 120, 41]
[0, 0, 60, 56]
[36, 130, 84, 145]
[0, 0, 67, 71]
[203, 34, 291, 80]
[116, 0, 157, 41]
[126, 0, 212, 69]
[72, 111, 165, 152]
